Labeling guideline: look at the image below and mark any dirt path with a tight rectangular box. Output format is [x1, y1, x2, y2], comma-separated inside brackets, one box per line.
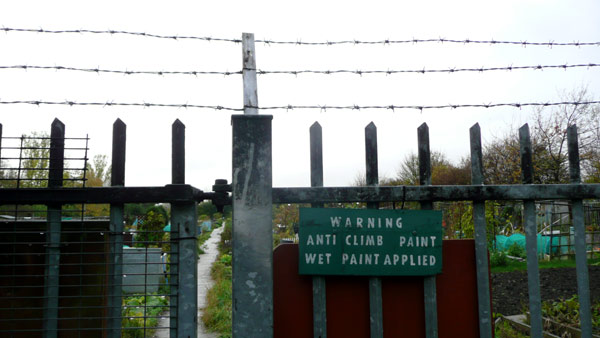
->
[492, 265, 600, 315]
[154, 225, 223, 338]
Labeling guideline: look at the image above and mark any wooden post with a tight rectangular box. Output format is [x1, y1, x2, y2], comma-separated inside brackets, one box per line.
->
[243, 33, 258, 115]
[365, 122, 383, 338]
[418, 123, 438, 338]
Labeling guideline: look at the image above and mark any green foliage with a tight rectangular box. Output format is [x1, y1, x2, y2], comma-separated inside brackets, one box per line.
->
[203, 218, 233, 338]
[220, 254, 232, 266]
[490, 250, 508, 267]
[135, 210, 166, 248]
[218, 219, 232, 256]
[198, 201, 218, 219]
[507, 242, 526, 258]
[494, 319, 529, 338]
[528, 295, 600, 335]
[121, 291, 169, 338]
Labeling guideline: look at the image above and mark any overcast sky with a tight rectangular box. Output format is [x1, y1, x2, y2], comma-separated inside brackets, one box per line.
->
[1, 0, 599, 191]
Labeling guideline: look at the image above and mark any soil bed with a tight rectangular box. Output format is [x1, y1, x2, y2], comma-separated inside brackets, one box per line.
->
[492, 265, 600, 315]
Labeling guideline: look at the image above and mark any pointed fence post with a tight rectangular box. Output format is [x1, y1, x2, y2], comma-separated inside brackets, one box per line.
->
[231, 114, 273, 338]
[567, 125, 593, 337]
[365, 122, 383, 338]
[310, 122, 327, 338]
[108, 119, 126, 338]
[170, 119, 198, 337]
[43, 119, 65, 338]
[417, 123, 438, 338]
[469, 124, 492, 338]
[519, 124, 543, 338]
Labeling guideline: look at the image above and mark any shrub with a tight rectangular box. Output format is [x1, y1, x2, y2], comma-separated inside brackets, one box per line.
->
[491, 250, 508, 267]
[507, 242, 526, 258]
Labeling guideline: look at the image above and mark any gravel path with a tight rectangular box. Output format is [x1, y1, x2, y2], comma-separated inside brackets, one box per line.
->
[154, 225, 223, 338]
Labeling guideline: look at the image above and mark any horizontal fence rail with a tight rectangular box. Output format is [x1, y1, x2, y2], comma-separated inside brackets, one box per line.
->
[272, 184, 600, 203]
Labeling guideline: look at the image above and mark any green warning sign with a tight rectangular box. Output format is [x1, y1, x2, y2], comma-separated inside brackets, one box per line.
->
[298, 208, 443, 276]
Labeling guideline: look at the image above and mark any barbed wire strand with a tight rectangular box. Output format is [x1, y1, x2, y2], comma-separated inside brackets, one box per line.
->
[2, 27, 599, 47]
[1, 100, 599, 112]
[2, 63, 599, 77]
[0, 65, 242, 77]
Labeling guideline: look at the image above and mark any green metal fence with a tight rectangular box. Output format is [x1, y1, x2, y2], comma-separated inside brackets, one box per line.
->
[0, 119, 230, 337]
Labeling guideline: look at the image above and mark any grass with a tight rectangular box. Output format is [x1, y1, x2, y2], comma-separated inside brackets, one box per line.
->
[494, 318, 529, 338]
[491, 255, 600, 273]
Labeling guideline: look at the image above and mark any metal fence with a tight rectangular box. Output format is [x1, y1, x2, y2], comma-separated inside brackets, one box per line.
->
[0, 118, 229, 337]
[231, 112, 599, 338]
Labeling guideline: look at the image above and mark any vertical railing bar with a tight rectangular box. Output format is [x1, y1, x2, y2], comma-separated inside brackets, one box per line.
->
[417, 122, 438, 338]
[567, 125, 592, 338]
[171, 119, 198, 337]
[242, 32, 258, 116]
[469, 123, 493, 338]
[231, 115, 273, 338]
[519, 124, 543, 338]
[170, 120, 184, 337]
[107, 119, 125, 338]
[15, 135, 24, 218]
[310, 122, 327, 338]
[365, 122, 383, 338]
[78, 134, 89, 337]
[43, 118, 65, 338]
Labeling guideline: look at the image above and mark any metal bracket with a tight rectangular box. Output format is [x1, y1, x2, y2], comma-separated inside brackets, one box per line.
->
[210, 179, 232, 212]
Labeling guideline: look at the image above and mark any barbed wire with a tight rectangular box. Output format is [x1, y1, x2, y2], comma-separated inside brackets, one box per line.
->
[2, 27, 599, 47]
[2, 62, 598, 78]
[0, 100, 243, 111]
[253, 63, 600, 76]
[1, 99, 599, 112]
[0, 65, 241, 77]
[0, 27, 242, 43]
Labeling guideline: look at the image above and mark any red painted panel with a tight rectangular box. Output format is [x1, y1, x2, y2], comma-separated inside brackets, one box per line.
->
[273, 240, 486, 338]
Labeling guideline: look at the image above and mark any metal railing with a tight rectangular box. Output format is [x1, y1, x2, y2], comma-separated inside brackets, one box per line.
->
[0, 119, 229, 337]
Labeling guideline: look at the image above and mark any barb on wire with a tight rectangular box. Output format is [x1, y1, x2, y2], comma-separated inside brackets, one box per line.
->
[1, 99, 599, 112]
[0, 65, 242, 77]
[2, 27, 599, 47]
[2, 63, 598, 78]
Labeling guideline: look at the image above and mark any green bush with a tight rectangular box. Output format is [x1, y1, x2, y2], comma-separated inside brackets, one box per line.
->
[490, 250, 508, 267]
[507, 242, 526, 258]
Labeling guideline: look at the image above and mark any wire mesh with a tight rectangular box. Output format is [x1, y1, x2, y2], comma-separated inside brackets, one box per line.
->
[0, 134, 178, 337]
[0, 214, 177, 337]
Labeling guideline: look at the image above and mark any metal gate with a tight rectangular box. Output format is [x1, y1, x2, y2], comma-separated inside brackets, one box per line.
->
[231, 118, 598, 338]
[0, 118, 229, 337]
